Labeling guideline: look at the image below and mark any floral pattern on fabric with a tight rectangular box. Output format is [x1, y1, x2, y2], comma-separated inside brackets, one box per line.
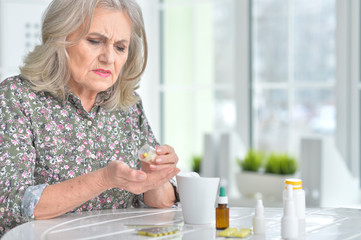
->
[0, 75, 159, 236]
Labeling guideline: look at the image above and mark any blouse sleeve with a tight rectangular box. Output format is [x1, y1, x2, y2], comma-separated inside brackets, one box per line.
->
[0, 81, 37, 235]
[21, 184, 48, 218]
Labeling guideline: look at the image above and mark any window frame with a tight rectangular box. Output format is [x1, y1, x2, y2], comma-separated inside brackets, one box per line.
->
[336, 0, 360, 179]
[234, 0, 252, 150]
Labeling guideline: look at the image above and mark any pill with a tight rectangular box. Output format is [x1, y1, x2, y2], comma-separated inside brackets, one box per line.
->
[219, 227, 238, 237]
[233, 228, 251, 237]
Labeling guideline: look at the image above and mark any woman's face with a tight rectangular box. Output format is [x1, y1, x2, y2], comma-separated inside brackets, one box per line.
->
[66, 7, 131, 99]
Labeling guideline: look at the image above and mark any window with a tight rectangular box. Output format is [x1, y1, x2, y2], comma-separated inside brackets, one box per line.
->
[158, 0, 339, 170]
[156, 0, 361, 208]
[159, 0, 237, 170]
[252, 0, 336, 155]
[158, 0, 361, 195]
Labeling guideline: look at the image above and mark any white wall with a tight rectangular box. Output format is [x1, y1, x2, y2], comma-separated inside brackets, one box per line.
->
[0, 0, 51, 80]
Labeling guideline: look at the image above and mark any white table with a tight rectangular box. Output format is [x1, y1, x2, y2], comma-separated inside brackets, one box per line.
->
[2, 207, 361, 239]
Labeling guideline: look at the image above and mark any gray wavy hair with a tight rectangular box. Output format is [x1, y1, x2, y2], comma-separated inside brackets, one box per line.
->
[20, 0, 147, 111]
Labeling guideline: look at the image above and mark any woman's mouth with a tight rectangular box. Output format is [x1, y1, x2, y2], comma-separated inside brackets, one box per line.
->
[93, 69, 111, 78]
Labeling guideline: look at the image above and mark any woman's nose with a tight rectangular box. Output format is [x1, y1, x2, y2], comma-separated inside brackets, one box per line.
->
[99, 45, 115, 64]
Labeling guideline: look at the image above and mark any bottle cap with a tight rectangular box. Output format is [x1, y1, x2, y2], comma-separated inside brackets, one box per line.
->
[220, 187, 226, 197]
[218, 187, 228, 204]
[284, 178, 303, 190]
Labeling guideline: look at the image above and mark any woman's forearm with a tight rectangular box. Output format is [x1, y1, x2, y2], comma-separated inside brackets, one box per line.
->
[34, 161, 179, 219]
[143, 182, 175, 208]
[34, 168, 110, 220]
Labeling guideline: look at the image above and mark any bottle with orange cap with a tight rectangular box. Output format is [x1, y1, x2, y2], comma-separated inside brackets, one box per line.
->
[283, 178, 306, 235]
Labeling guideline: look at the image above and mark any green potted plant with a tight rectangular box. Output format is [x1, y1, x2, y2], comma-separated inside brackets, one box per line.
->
[265, 153, 298, 175]
[236, 150, 298, 201]
[235, 149, 265, 198]
[191, 155, 202, 173]
[236, 149, 265, 172]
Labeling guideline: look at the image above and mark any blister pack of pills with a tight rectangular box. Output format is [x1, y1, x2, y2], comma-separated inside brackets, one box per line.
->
[138, 226, 180, 237]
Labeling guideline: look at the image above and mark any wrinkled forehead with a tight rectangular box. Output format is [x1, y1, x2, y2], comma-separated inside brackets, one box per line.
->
[68, 7, 132, 43]
[88, 8, 132, 40]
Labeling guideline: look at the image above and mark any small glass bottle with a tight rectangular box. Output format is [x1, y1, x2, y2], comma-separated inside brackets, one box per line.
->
[216, 187, 229, 230]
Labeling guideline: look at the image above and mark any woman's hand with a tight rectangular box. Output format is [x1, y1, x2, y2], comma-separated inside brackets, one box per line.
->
[141, 144, 179, 173]
[141, 144, 179, 208]
[102, 160, 179, 194]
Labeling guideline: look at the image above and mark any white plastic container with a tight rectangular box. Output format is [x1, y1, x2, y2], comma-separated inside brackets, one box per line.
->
[283, 179, 306, 235]
[138, 144, 157, 163]
[253, 199, 266, 235]
[281, 184, 299, 239]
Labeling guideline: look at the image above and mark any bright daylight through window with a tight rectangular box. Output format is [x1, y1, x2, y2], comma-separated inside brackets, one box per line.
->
[252, 0, 336, 155]
[160, 0, 336, 170]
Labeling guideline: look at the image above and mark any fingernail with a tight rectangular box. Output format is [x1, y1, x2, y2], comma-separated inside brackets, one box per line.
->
[137, 172, 146, 180]
[156, 147, 162, 153]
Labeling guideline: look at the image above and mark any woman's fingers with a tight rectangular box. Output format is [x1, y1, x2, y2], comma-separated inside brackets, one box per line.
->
[106, 161, 179, 194]
[105, 161, 144, 187]
[128, 167, 180, 194]
[140, 161, 152, 173]
[151, 144, 178, 170]
[155, 144, 174, 156]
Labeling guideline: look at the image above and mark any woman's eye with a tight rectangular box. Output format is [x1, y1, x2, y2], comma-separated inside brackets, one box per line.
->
[116, 46, 125, 52]
[87, 39, 100, 45]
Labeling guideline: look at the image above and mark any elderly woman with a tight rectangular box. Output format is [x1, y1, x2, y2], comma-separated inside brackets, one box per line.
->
[0, 0, 179, 236]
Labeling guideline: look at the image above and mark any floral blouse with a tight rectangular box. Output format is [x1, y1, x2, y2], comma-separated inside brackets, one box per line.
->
[0, 75, 159, 236]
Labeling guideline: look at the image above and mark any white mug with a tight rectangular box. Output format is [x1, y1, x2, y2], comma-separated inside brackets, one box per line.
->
[176, 174, 220, 225]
